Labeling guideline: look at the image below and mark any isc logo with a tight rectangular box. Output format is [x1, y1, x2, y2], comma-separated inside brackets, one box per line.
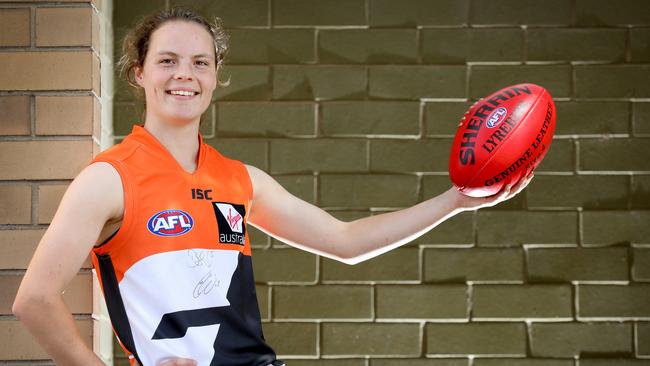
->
[486, 107, 508, 128]
[147, 210, 194, 237]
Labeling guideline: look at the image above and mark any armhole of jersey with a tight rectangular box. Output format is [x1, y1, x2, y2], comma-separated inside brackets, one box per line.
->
[92, 158, 135, 254]
[239, 162, 254, 210]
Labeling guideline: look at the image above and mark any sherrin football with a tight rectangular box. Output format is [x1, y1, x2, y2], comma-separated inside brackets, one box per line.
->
[449, 83, 556, 197]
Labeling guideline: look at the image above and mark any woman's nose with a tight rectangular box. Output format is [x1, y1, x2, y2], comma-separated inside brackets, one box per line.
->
[173, 61, 194, 80]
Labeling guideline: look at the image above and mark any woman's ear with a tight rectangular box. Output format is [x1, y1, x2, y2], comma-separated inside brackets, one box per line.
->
[134, 66, 144, 87]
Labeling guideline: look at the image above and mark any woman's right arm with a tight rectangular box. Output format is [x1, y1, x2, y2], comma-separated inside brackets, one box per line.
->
[12, 162, 123, 366]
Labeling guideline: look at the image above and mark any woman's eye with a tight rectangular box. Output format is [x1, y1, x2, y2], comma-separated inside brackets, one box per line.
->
[160, 59, 174, 64]
[196, 60, 209, 66]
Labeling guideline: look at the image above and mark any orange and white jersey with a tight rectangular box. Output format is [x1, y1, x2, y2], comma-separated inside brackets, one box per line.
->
[91, 125, 278, 366]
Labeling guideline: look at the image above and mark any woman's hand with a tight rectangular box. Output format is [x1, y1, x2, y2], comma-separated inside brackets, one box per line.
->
[450, 170, 535, 211]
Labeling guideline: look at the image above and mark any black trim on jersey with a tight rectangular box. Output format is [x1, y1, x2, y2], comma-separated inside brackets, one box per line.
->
[96, 252, 142, 365]
[95, 228, 119, 248]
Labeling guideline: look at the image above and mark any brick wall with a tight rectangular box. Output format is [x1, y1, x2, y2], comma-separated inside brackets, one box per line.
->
[0, 0, 102, 364]
[108, 0, 648, 365]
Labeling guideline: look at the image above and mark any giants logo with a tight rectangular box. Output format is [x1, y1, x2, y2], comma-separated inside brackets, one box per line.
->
[213, 202, 246, 245]
[147, 210, 194, 237]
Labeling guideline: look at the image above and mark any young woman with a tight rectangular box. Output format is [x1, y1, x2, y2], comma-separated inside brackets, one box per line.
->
[13, 7, 533, 366]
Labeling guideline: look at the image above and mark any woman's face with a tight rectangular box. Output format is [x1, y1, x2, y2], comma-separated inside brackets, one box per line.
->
[135, 20, 217, 126]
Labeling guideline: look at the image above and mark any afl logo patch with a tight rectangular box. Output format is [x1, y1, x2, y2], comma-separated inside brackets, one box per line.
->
[486, 107, 508, 128]
[147, 210, 194, 237]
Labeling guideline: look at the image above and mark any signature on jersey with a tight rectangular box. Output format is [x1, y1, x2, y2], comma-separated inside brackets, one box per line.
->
[193, 271, 221, 299]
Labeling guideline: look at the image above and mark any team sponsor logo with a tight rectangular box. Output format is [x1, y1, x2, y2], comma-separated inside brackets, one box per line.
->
[212, 202, 246, 245]
[486, 107, 507, 128]
[147, 209, 194, 236]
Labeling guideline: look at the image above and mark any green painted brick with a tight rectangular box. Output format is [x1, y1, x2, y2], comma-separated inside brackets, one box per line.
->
[321, 248, 419, 282]
[321, 101, 420, 136]
[527, 175, 629, 209]
[470, 65, 571, 99]
[530, 322, 633, 357]
[421, 28, 523, 64]
[575, 65, 650, 98]
[639, 323, 650, 355]
[369, 0, 468, 26]
[581, 138, 650, 171]
[319, 29, 417, 64]
[273, 285, 371, 319]
[583, 211, 650, 245]
[257, 285, 269, 320]
[113, 70, 140, 102]
[372, 360, 468, 366]
[113, 0, 165, 30]
[426, 323, 527, 356]
[227, 29, 314, 64]
[634, 248, 650, 281]
[248, 225, 270, 248]
[274, 174, 314, 203]
[631, 28, 650, 63]
[581, 360, 650, 366]
[376, 285, 468, 319]
[370, 139, 452, 173]
[262, 322, 317, 356]
[632, 175, 650, 208]
[424, 101, 473, 136]
[474, 360, 574, 366]
[473, 285, 573, 319]
[113, 102, 144, 135]
[290, 361, 366, 366]
[576, 0, 650, 25]
[555, 101, 630, 136]
[270, 139, 367, 174]
[322, 323, 421, 356]
[251, 248, 317, 283]
[527, 28, 626, 62]
[527, 247, 629, 282]
[213, 66, 270, 101]
[369, 66, 467, 100]
[477, 211, 577, 246]
[273, 66, 367, 100]
[470, 0, 571, 25]
[170, 0, 268, 26]
[319, 174, 419, 208]
[535, 139, 574, 172]
[412, 212, 475, 245]
[216, 102, 314, 137]
[634, 102, 650, 135]
[424, 248, 524, 282]
[579, 285, 650, 318]
[421, 175, 454, 199]
[205, 137, 267, 169]
[273, 0, 365, 26]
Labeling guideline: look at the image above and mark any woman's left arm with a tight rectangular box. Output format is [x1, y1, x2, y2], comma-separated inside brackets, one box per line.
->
[246, 165, 532, 265]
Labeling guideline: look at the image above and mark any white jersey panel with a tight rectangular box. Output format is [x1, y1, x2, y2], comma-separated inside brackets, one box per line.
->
[119, 248, 240, 366]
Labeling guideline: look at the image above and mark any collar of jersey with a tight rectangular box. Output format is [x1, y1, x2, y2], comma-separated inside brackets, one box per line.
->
[127, 124, 206, 175]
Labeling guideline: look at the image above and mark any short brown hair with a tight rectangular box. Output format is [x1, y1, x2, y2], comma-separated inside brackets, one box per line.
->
[118, 7, 229, 92]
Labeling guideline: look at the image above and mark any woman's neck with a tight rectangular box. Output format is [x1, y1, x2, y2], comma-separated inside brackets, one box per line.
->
[143, 118, 201, 174]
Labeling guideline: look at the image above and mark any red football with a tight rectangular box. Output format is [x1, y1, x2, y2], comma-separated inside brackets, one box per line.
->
[449, 83, 556, 197]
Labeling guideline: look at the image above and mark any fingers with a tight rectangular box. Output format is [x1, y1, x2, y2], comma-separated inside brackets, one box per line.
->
[507, 171, 535, 199]
[158, 358, 198, 366]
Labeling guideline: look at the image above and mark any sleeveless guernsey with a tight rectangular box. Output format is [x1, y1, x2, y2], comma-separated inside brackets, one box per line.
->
[91, 125, 279, 366]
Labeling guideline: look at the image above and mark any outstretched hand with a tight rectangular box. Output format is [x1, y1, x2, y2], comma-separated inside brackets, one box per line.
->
[451, 170, 535, 211]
